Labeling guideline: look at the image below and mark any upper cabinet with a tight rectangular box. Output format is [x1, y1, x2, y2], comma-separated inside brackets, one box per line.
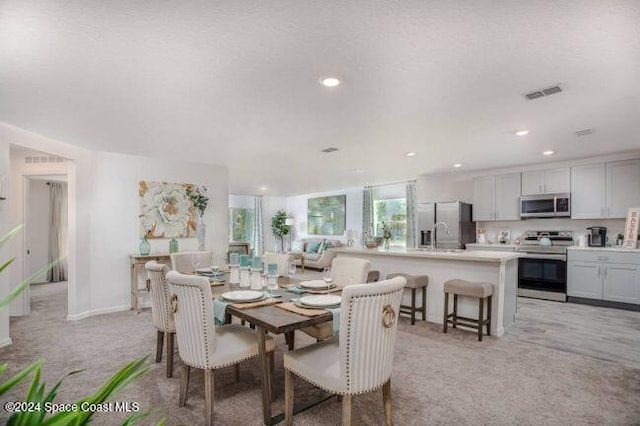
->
[571, 159, 640, 219]
[521, 167, 570, 195]
[473, 173, 521, 221]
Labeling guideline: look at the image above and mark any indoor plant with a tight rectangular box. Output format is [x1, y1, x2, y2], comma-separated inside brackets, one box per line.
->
[270, 210, 290, 252]
[185, 185, 209, 250]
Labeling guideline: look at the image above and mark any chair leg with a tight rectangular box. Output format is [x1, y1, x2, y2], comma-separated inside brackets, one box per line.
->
[285, 369, 294, 426]
[204, 369, 215, 426]
[478, 297, 484, 342]
[269, 351, 275, 402]
[453, 295, 458, 328]
[443, 292, 449, 333]
[421, 287, 427, 321]
[342, 394, 352, 426]
[179, 364, 190, 407]
[285, 331, 295, 350]
[234, 364, 240, 382]
[486, 296, 492, 336]
[383, 379, 393, 426]
[155, 330, 164, 363]
[166, 332, 174, 378]
[410, 288, 416, 325]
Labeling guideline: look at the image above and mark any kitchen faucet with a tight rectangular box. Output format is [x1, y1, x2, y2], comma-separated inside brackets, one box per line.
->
[430, 221, 451, 251]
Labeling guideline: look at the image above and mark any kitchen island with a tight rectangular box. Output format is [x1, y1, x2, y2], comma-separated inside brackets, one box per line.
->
[332, 247, 520, 336]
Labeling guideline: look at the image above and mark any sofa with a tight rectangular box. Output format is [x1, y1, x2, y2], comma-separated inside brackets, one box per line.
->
[291, 238, 344, 270]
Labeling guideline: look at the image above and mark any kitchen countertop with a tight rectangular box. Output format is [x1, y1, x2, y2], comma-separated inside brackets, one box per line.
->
[567, 246, 640, 253]
[466, 243, 518, 248]
[332, 247, 520, 263]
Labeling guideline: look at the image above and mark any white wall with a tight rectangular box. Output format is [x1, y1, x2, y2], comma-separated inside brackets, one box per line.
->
[0, 141, 11, 347]
[287, 187, 363, 243]
[27, 180, 50, 282]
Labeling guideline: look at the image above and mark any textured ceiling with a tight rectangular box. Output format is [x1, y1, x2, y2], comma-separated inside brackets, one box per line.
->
[1, 0, 639, 195]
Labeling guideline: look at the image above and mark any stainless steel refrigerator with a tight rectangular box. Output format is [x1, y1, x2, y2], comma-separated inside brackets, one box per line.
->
[416, 202, 476, 249]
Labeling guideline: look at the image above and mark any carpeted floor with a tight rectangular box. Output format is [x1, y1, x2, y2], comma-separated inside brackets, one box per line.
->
[1, 281, 639, 425]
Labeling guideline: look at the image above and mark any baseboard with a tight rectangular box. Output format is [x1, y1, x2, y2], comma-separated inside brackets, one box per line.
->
[67, 304, 131, 321]
[0, 337, 13, 348]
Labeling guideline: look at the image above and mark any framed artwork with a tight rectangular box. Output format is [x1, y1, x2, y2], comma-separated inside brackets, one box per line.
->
[307, 195, 346, 235]
[138, 181, 197, 238]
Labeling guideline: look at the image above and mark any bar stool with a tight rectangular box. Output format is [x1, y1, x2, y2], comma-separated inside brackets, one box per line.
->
[443, 279, 493, 341]
[386, 273, 429, 325]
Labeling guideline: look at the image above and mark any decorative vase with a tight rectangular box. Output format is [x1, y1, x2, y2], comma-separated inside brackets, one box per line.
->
[383, 238, 390, 250]
[197, 213, 206, 251]
[139, 237, 151, 255]
[169, 238, 179, 254]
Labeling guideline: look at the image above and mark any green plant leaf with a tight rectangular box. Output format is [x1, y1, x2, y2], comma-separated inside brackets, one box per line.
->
[0, 359, 43, 397]
[0, 258, 15, 275]
[0, 225, 23, 248]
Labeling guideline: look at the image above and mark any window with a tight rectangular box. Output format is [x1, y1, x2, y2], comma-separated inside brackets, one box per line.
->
[373, 198, 407, 246]
[229, 207, 254, 243]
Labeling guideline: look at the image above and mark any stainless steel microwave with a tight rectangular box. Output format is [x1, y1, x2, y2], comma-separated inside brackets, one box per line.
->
[520, 193, 571, 218]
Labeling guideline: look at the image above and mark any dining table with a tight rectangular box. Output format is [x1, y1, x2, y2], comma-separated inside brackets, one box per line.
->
[210, 276, 338, 425]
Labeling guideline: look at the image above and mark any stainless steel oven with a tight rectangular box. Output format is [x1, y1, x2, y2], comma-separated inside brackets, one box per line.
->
[515, 230, 573, 302]
[520, 193, 570, 218]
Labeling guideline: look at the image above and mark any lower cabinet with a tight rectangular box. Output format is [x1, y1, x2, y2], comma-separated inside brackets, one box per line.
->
[567, 250, 640, 305]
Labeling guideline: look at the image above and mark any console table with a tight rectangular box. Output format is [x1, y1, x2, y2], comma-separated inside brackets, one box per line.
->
[129, 253, 172, 310]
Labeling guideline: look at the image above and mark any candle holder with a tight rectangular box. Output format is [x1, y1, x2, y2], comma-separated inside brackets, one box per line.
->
[250, 267, 264, 290]
[240, 266, 251, 288]
[266, 274, 279, 296]
[229, 264, 240, 285]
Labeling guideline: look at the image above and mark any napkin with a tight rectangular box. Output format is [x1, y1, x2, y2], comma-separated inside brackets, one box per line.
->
[212, 298, 229, 326]
[286, 286, 306, 294]
[327, 307, 341, 336]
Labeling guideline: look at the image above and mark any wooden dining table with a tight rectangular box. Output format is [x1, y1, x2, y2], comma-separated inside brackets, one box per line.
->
[211, 278, 336, 425]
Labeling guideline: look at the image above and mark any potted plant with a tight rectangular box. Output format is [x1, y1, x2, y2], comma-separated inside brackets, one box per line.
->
[270, 210, 290, 252]
[185, 185, 209, 250]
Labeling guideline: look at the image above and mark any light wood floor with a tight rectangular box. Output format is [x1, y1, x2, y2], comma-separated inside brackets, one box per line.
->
[506, 297, 640, 370]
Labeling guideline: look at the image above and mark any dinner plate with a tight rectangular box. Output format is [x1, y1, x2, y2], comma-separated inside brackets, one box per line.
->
[196, 267, 213, 274]
[299, 295, 342, 307]
[221, 290, 264, 302]
[294, 300, 340, 310]
[300, 280, 336, 290]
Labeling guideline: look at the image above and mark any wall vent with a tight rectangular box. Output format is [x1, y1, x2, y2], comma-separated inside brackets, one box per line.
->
[24, 155, 67, 164]
[524, 85, 562, 100]
[575, 128, 594, 136]
[321, 147, 339, 153]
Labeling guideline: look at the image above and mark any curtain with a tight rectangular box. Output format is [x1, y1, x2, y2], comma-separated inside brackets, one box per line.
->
[251, 196, 264, 256]
[362, 187, 374, 243]
[405, 181, 417, 248]
[48, 182, 68, 282]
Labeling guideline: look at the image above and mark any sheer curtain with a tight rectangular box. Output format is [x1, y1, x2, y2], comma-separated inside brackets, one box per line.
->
[362, 187, 374, 243]
[405, 181, 417, 248]
[48, 182, 68, 282]
[251, 196, 264, 256]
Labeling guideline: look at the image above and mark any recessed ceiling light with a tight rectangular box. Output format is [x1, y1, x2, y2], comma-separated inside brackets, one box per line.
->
[320, 77, 341, 87]
[542, 150, 554, 156]
[406, 152, 416, 157]
[453, 163, 462, 168]
[259, 185, 269, 191]
[516, 130, 530, 136]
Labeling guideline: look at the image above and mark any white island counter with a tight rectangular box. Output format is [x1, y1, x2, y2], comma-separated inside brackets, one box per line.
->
[332, 247, 520, 336]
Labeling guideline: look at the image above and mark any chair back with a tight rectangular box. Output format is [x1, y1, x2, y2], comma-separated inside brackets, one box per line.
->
[263, 252, 293, 276]
[331, 257, 371, 286]
[339, 276, 406, 394]
[145, 261, 174, 333]
[166, 270, 216, 369]
[170, 251, 213, 273]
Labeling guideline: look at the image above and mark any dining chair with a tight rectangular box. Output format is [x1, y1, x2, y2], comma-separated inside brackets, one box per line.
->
[170, 251, 213, 273]
[284, 276, 406, 426]
[263, 252, 293, 276]
[145, 260, 176, 378]
[300, 257, 371, 341]
[166, 271, 275, 426]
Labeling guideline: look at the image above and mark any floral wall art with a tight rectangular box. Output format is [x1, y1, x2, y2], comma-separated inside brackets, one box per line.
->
[138, 181, 197, 238]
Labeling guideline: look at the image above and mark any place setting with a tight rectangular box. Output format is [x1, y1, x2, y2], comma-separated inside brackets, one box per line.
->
[195, 265, 227, 286]
[285, 269, 343, 294]
[212, 290, 283, 325]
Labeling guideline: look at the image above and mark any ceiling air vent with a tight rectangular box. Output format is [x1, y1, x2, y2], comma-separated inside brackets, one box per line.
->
[24, 155, 66, 164]
[524, 85, 562, 100]
[575, 128, 594, 136]
[321, 147, 339, 153]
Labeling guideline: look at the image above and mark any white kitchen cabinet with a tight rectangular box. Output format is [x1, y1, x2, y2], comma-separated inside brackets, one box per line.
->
[567, 249, 640, 304]
[606, 159, 640, 218]
[571, 163, 606, 219]
[521, 168, 570, 195]
[604, 263, 640, 304]
[473, 173, 520, 221]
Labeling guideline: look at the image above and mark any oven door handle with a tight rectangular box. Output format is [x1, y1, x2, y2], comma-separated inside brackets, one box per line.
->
[518, 253, 567, 261]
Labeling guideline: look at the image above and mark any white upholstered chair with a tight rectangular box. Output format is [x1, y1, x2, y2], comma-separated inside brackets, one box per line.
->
[170, 251, 213, 273]
[301, 257, 372, 341]
[166, 271, 275, 426]
[263, 252, 293, 277]
[145, 261, 176, 378]
[284, 277, 406, 425]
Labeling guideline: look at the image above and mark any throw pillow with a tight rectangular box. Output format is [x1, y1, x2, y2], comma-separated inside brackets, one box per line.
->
[306, 240, 321, 253]
[317, 242, 326, 254]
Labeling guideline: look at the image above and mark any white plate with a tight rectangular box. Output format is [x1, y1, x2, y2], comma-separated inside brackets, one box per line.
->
[196, 267, 213, 273]
[299, 295, 342, 307]
[300, 280, 335, 289]
[294, 300, 340, 310]
[221, 290, 264, 302]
